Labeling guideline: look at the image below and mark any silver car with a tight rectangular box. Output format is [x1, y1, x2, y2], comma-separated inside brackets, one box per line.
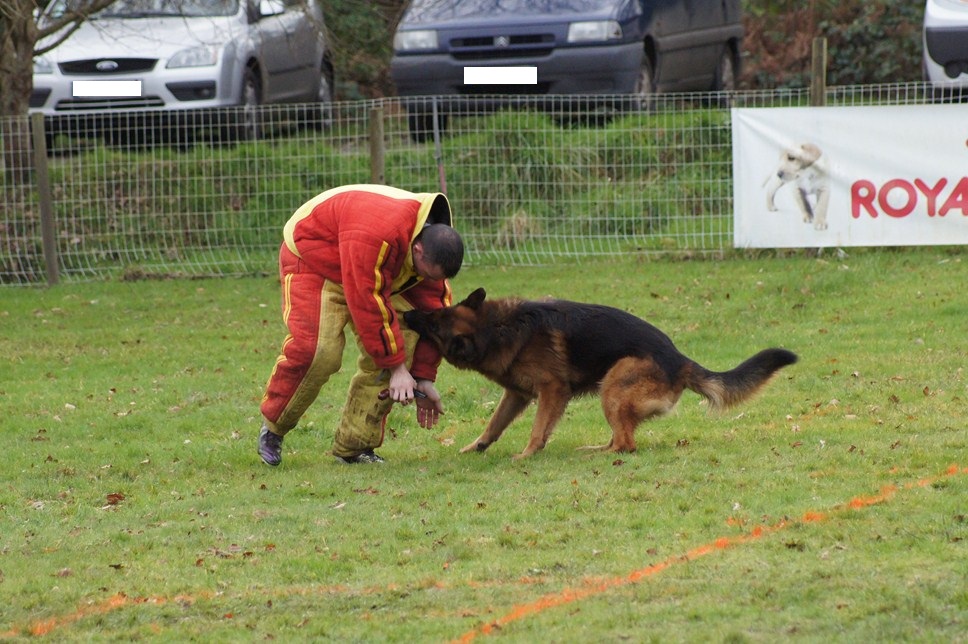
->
[923, 0, 968, 99]
[31, 0, 333, 141]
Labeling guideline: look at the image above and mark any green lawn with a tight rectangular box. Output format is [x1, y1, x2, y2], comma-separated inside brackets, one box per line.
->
[1, 249, 965, 641]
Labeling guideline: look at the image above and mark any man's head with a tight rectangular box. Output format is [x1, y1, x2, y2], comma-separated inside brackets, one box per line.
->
[413, 224, 464, 281]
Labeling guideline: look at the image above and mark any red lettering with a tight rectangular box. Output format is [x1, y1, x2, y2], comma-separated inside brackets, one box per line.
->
[879, 180, 916, 218]
[939, 177, 968, 217]
[913, 178, 947, 217]
[850, 177, 968, 219]
[851, 180, 877, 219]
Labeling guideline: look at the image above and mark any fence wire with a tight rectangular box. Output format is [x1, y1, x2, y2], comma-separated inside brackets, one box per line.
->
[0, 84, 950, 284]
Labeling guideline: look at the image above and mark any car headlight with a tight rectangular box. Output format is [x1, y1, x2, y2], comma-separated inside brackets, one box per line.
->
[394, 29, 439, 52]
[167, 46, 219, 68]
[34, 56, 53, 74]
[567, 20, 622, 43]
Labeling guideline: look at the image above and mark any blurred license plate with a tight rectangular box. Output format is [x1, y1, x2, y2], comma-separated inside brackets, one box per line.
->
[72, 80, 143, 98]
[463, 67, 537, 85]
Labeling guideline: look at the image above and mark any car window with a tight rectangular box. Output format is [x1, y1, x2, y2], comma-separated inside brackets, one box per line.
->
[47, 0, 240, 19]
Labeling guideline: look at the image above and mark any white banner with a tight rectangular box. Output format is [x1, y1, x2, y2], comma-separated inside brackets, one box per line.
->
[732, 105, 968, 248]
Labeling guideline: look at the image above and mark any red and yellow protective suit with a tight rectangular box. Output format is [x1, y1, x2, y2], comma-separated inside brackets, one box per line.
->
[261, 185, 453, 458]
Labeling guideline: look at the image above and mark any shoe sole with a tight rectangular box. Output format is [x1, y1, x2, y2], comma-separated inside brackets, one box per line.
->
[334, 456, 384, 464]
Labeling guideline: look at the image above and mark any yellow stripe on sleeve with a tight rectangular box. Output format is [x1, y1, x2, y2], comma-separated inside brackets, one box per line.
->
[282, 273, 293, 324]
[372, 241, 397, 355]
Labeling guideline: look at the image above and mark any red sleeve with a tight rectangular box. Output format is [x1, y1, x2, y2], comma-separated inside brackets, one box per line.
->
[409, 339, 441, 382]
[340, 233, 409, 370]
[402, 278, 452, 381]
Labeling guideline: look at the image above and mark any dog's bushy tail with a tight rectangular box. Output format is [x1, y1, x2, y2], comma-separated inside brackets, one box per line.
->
[684, 348, 798, 411]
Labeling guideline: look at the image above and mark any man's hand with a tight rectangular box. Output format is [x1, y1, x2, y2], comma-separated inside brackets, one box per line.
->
[414, 380, 444, 429]
[387, 363, 417, 404]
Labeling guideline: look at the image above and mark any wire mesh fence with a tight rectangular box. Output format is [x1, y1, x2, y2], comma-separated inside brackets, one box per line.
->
[0, 83, 950, 285]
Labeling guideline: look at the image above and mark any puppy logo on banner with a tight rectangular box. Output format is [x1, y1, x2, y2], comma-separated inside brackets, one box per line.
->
[732, 105, 968, 248]
[764, 142, 830, 231]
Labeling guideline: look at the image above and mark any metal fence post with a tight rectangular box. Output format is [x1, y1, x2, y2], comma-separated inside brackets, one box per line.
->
[811, 37, 827, 107]
[30, 113, 59, 286]
[369, 106, 385, 184]
[432, 97, 447, 193]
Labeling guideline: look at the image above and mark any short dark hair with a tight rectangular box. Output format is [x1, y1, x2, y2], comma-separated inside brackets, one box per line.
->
[417, 224, 464, 278]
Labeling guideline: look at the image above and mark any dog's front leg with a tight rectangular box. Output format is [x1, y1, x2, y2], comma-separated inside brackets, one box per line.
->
[794, 187, 815, 223]
[764, 174, 785, 211]
[514, 384, 570, 460]
[460, 390, 531, 454]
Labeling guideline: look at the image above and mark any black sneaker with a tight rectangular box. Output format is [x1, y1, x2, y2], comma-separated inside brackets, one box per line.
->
[335, 449, 385, 465]
[258, 426, 283, 466]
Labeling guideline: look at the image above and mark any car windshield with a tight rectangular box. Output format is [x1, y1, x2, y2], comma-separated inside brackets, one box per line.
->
[47, 0, 240, 19]
[103, 0, 239, 17]
[404, 0, 621, 21]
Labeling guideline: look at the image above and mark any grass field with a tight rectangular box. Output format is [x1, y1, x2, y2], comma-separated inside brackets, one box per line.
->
[1, 249, 965, 641]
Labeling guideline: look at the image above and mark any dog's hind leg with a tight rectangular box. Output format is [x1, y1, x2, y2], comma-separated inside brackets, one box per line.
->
[814, 186, 830, 230]
[587, 357, 679, 453]
[460, 390, 531, 454]
[514, 382, 571, 459]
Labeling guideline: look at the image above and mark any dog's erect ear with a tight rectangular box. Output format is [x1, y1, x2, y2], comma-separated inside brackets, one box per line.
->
[448, 334, 479, 364]
[461, 288, 487, 310]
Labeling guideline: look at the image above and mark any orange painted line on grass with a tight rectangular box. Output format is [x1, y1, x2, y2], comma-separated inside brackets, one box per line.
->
[19, 591, 214, 637]
[3, 465, 963, 640]
[453, 464, 966, 643]
[1, 575, 548, 638]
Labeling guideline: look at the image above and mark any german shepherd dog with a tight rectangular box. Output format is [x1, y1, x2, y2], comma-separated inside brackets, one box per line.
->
[404, 288, 798, 459]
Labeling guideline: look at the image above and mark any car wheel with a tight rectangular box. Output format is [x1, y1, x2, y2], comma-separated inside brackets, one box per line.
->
[307, 60, 334, 131]
[711, 47, 737, 107]
[316, 62, 333, 104]
[632, 53, 656, 111]
[714, 48, 737, 92]
[236, 67, 263, 141]
[407, 110, 448, 143]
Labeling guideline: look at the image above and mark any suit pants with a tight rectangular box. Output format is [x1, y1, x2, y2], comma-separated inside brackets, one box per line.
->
[260, 245, 418, 458]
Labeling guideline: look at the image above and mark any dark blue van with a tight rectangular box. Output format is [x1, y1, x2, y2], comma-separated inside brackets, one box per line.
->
[390, 0, 742, 136]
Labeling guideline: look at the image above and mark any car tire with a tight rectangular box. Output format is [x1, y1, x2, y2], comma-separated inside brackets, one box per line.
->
[632, 52, 656, 111]
[407, 110, 448, 143]
[711, 46, 737, 107]
[234, 66, 263, 141]
[306, 60, 334, 131]
[714, 47, 737, 92]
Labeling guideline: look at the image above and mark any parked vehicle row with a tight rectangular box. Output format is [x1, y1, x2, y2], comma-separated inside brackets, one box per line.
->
[28, 0, 967, 144]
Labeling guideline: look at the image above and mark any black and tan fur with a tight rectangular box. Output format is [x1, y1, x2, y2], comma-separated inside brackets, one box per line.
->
[404, 288, 798, 459]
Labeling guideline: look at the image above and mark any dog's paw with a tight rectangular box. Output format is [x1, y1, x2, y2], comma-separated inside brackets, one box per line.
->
[512, 445, 543, 459]
[459, 441, 488, 454]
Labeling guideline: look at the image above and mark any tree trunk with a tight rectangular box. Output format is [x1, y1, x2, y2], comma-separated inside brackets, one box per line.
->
[0, 0, 40, 183]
